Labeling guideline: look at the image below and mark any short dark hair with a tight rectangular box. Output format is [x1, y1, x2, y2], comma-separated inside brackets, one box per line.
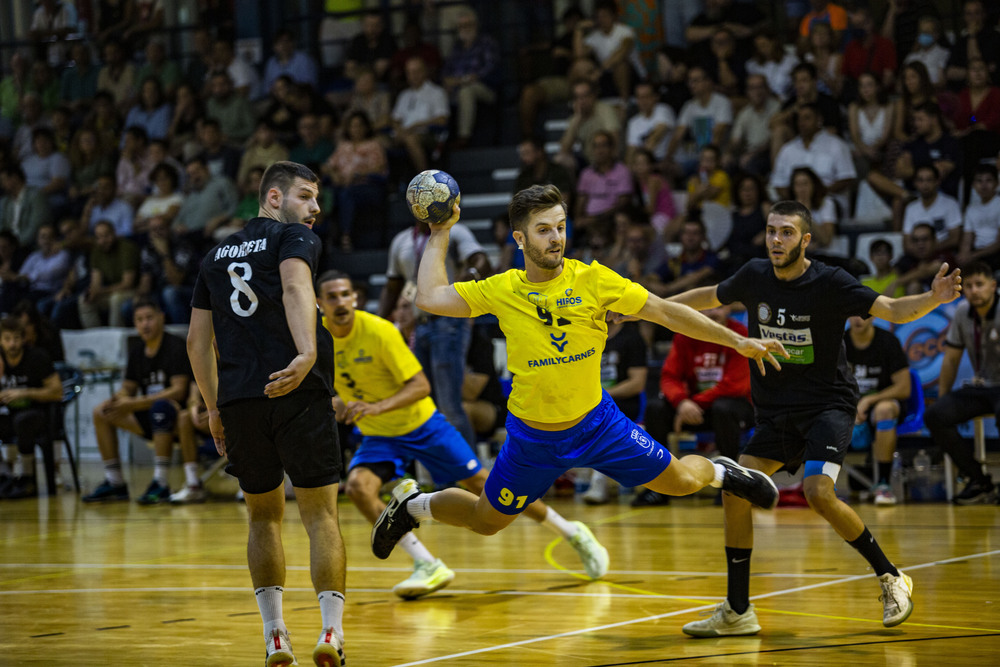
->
[912, 101, 943, 123]
[769, 200, 813, 233]
[869, 239, 893, 256]
[594, 0, 618, 16]
[0, 316, 24, 336]
[792, 62, 818, 80]
[963, 260, 994, 281]
[343, 110, 374, 139]
[258, 161, 319, 207]
[974, 163, 998, 180]
[133, 296, 161, 314]
[508, 184, 566, 233]
[150, 162, 179, 190]
[317, 270, 351, 289]
[915, 163, 940, 180]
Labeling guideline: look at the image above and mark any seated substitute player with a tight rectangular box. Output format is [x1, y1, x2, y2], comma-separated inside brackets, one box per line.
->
[844, 314, 912, 506]
[671, 200, 961, 637]
[318, 270, 609, 597]
[82, 297, 193, 504]
[0, 316, 63, 499]
[370, 184, 787, 568]
[187, 161, 346, 666]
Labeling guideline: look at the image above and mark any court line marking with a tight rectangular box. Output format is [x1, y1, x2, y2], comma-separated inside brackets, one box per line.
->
[390, 547, 1000, 667]
[0, 562, 855, 578]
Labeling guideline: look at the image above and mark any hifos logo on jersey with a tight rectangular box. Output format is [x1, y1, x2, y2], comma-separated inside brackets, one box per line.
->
[556, 288, 582, 308]
[757, 302, 772, 324]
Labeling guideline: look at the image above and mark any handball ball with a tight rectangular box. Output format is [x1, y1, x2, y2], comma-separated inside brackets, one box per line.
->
[406, 170, 461, 224]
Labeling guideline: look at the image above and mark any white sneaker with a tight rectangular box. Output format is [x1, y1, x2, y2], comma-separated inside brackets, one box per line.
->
[169, 483, 207, 504]
[392, 558, 456, 600]
[265, 628, 296, 666]
[312, 628, 345, 666]
[682, 600, 761, 637]
[872, 483, 897, 506]
[582, 471, 610, 505]
[567, 521, 609, 579]
[879, 570, 913, 627]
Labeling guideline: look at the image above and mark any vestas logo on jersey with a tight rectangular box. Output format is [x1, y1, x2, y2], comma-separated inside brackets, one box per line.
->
[353, 348, 373, 364]
[556, 288, 582, 308]
[758, 325, 813, 344]
[215, 238, 268, 261]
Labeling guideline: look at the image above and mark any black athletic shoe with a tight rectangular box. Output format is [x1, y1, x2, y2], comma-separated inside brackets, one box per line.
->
[371, 478, 421, 559]
[2, 476, 37, 499]
[713, 456, 779, 510]
[953, 476, 996, 505]
[630, 488, 670, 507]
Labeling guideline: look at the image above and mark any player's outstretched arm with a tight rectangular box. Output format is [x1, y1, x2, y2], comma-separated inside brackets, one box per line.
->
[667, 284, 724, 310]
[416, 203, 473, 318]
[869, 262, 962, 323]
[638, 294, 788, 375]
[187, 307, 225, 455]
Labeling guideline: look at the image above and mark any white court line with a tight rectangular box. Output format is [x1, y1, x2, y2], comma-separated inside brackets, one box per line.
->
[390, 548, 1000, 667]
[0, 562, 855, 579]
[0, 586, 725, 601]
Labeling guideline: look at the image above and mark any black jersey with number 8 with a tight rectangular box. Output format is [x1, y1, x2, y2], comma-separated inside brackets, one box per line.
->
[191, 217, 334, 406]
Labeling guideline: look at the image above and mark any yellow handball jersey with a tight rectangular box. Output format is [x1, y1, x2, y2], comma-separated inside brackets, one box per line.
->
[454, 259, 649, 424]
[325, 310, 436, 437]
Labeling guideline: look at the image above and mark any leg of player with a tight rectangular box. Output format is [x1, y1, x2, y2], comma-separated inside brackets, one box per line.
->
[81, 402, 143, 502]
[294, 483, 348, 666]
[371, 480, 517, 560]
[345, 466, 454, 600]
[683, 454, 783, 638]
[169, 409, 207, 504]
[463, 469, 610, 579]
[871, 400, 901, 505]
[138, 400, 181, 505]
[244, 483, 296, 667]
[642, 453, 779, 510]
[801, 468, 913, 627]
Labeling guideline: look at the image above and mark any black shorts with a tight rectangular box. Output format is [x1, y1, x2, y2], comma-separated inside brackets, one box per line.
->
[220, 391, 341, 494]
[744, 408, 854, 473]
[134, 411, 154, 440]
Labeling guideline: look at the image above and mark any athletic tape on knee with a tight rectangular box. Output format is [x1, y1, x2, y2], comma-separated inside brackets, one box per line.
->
[150, 399, 178, 433]
[876, 419, 895, 432]
[803, 459, 841, 482]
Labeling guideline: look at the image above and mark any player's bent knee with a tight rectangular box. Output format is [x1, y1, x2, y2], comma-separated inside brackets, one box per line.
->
[872, 400, 900, 422]
[150, 399, 178, 434]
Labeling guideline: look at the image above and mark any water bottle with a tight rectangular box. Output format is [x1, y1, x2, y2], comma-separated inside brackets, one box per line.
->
[890, 451, 905, 502]
[911, 449, 931, 501]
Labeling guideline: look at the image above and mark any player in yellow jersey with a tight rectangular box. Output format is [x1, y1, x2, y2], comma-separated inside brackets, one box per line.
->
[371, 183, 790, 563]
[318, 270, 611, 597]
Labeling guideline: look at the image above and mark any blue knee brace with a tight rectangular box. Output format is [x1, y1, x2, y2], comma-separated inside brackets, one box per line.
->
[876, 419, 895, 432]
[803, 459, 841, 482]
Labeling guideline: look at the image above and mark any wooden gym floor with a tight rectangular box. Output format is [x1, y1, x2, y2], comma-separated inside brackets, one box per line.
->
[1, 474, 998, 666]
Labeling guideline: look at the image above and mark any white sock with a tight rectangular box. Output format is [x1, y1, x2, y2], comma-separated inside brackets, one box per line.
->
[398, 532, 436, 562]
[709, 463, 726, 488]
[255, 585, 285, 637]
[19, 455, 34, 478]
[104, 459, 124, 486]
[12, 456, 24, 477]
[153, 457, 170, 485]
[540, 506, 578, 538]
[588, 471, 608, 494]
[317, 590, 345, 643]
[408, 493, 435, 522]
[183, 462, 200, 487]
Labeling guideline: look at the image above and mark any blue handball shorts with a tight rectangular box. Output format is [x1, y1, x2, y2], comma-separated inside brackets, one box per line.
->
[349, 411, 482, 484]
[484, 392, 673, 515]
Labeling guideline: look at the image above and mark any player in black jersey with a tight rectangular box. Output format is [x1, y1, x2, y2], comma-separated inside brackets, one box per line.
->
[187, 161, 346, 667]
[672, 200, 961, 636]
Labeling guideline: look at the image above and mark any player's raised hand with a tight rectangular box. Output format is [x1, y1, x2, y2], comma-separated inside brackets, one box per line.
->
[932, 263, 962, 304]
[735, 337, 789, 376]
[430, 202, 461, 232]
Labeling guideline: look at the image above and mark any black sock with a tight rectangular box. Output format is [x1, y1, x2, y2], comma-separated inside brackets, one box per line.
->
[876, 461, 891, 485]
[847, 527, 898, 577]
[725, 547, 752, 614]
